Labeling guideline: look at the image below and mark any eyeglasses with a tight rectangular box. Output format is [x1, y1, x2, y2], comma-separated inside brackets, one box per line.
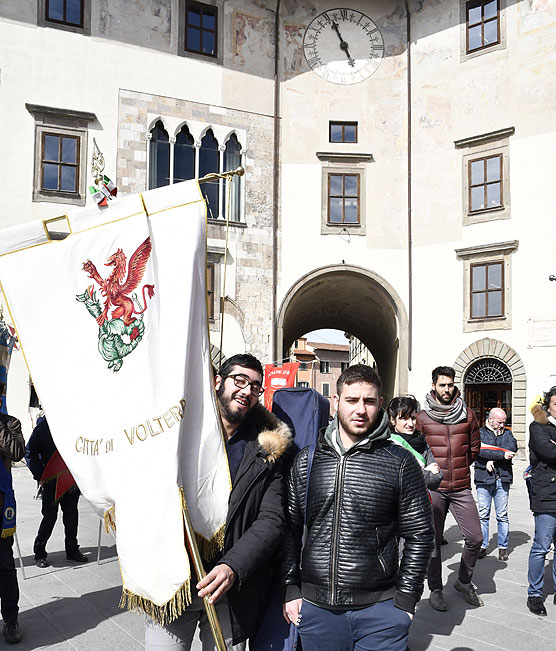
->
[225, 374, 265, 397]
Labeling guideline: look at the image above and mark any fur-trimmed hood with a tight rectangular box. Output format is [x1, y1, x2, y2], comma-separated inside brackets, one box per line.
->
[532, 403, 550, 425]
[250, 402, 292, 463]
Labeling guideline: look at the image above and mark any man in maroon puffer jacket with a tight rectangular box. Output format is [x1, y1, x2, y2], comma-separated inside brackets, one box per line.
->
[416, 366, 483, 612]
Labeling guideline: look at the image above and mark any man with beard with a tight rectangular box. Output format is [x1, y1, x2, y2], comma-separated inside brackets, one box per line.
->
[416, 366, 483, 611]
[146, 353, 291, 651]
[281, 365, 434, 651]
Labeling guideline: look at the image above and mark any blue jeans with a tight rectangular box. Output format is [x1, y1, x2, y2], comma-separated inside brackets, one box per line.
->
[298, 598, 411, 651]
[476, 480, 510, 549]
[528, 513, 556, 597]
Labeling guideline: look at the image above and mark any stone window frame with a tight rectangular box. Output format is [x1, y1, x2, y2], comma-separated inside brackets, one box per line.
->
[455, 127, 514, 226]
[178, 0, 223, 65]
[317, 152, 371, 236]
[322, 382, 331, 397]
[146, 115, 247, 223]
[460, 0, 506, 62]
[37, 0, 91, 35]
[320, 360, 330, 374]
[455, 240, 518, 333]
[27, 104, 96, 207]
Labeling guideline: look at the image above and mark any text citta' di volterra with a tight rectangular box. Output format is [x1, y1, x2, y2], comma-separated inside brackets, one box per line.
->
[74, 398, 187, 455]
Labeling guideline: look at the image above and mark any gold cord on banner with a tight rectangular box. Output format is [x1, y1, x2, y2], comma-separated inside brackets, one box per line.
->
[198, 167, 244, 369]
[180, 488, 227, 651]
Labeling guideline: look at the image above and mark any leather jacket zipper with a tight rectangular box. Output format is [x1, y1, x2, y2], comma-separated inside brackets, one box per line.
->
[330, 453, 346, 605]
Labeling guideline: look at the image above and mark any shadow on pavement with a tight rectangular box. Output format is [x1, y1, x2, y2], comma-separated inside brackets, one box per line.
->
[409, 527, 532, 649]
[16, 585, 127, 651]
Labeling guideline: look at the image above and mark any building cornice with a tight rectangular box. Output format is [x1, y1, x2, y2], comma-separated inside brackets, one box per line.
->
[455, 240, 519, 259]
[454, 127, 515, 149]
[316, 151, 373, 163]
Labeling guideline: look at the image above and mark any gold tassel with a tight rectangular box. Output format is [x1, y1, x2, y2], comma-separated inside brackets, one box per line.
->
[119, 580, 191, 625]
[178, 486, 225, 561]
[1, 527, 15, 538]
[195, 524, 225, 561]
[104, 506, 116, 534]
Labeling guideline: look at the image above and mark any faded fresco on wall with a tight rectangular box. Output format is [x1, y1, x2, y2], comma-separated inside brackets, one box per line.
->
[233, 11, 274, 65]
[283, 23, 305, 74]
[98, 0, 171, 47]
[519, 0, 556, 33]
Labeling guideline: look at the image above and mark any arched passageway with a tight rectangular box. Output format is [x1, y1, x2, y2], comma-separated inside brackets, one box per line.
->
[276, 265, 408, 402]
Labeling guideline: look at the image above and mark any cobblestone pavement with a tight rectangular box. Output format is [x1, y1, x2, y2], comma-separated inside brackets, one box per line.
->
[6, 461, 555, 650]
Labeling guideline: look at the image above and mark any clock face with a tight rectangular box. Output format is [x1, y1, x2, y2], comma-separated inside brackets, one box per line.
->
[303, 8, 384, 85]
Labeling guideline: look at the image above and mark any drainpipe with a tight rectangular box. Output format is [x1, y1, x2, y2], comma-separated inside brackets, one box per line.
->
[404, 0, 413, 371]
[272, 0, 281, 364]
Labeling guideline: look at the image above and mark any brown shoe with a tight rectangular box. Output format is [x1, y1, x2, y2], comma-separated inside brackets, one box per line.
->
[498, 549, 509, 562]
[454, 579, 484, 606]
[2, 620, 22, 644]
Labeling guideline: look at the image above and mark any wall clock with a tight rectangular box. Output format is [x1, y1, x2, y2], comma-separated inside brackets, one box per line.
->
[303, 8, 384, 85]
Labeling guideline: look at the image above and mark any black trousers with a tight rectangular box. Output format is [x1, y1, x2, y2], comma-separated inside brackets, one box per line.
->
[0, 535, 19, 622]
[33, 483, 80, 560]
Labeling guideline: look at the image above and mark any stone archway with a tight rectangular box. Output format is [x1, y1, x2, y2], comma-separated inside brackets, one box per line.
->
[276, 264, 408, 402]
[453, 338, 527, 448]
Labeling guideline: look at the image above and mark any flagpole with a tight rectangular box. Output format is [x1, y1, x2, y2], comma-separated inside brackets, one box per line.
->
[194, 165, 244, 645]
[198, 166, 244, 369]
[182, 498, 227, 651]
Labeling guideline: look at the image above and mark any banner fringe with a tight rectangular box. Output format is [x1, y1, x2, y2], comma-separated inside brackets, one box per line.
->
[195, 524, 225, 562]
[1, 527, 15, 538]
[104, 506, 116, 534]
[119, 580, 191, 625]
[179, 486, 225, 561]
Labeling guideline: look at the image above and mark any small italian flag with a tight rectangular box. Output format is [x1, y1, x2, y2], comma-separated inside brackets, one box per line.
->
[89, 175, 118, 206]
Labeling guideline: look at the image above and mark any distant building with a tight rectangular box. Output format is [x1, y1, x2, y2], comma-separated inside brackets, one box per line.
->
[289, 338, 316, 388]
[347, 335, 376, 369]
[308, 341, 350, 414]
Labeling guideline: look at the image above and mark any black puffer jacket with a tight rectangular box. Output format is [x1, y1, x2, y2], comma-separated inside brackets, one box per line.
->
[529, 405, 556, 514]
[219, 404, 291, 644]
[281, 413, 434, 614]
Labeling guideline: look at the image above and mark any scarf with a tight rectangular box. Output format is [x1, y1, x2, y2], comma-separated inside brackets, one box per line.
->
[0, 461, 16, 538]
[390, 434, 426, 468]
[549, 415, 556, 428]
[424, 389, 467, 425]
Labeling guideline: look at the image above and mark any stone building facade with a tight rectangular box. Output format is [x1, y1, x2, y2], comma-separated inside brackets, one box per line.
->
[1, 0, 556, 448]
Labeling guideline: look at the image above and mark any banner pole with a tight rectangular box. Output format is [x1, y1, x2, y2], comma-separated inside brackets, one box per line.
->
[182, 498, 227, 651]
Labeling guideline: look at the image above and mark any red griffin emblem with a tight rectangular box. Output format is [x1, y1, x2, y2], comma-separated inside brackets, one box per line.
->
[76, 237, 155, 372]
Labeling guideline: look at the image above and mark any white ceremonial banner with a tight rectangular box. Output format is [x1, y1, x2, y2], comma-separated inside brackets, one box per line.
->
[0, 180, 231, 621]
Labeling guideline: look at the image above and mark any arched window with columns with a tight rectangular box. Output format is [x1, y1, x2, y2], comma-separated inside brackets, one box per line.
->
[199, 129, 220, 220]
[173, 124, 195, 184]
[148, 121, 170, 189]
[224, 133, 241, 222]
[147, 119, 245, 222]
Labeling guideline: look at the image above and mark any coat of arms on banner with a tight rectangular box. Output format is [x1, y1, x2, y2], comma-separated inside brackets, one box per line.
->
[76, 237, 155, 372]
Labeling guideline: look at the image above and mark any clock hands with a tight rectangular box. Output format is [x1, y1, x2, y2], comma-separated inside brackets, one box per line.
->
[331, 20, 355, 67]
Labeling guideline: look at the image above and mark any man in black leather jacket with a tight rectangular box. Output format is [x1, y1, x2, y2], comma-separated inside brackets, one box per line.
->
[281, 365, 434, 651]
